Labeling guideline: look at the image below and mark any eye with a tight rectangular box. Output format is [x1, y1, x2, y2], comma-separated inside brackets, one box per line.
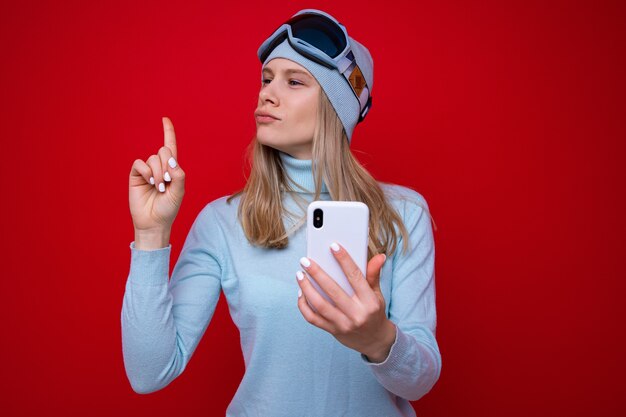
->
[261, 78, 303, 87]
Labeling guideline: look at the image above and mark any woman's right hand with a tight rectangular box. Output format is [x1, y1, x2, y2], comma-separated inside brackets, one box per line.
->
[129, 117, 185, 234]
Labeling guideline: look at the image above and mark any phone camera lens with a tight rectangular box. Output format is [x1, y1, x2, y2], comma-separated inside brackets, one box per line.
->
[313, 208, 324, 228]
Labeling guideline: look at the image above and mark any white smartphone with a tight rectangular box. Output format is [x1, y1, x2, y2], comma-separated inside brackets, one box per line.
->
[306, 201, 370, 307]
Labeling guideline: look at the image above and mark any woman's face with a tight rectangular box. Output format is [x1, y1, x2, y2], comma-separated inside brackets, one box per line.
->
[255, 58, 320, 160]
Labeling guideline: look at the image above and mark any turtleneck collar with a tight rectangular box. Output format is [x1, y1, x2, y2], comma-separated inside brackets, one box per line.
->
[278, 151, 329, 194]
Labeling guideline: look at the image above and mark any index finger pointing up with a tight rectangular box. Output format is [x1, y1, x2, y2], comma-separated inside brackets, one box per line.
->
[162, 116, 178, 161]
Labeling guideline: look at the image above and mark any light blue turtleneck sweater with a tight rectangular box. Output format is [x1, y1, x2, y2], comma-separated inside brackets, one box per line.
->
[121, 151, 441, 417]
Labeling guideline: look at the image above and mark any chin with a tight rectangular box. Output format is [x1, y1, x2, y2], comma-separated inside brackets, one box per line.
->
[256, 130, 281, 148]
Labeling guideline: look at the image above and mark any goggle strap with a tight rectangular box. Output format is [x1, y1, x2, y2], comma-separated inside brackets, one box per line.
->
[359, 96, 372, 123]
[337, 53, 354, 74]
[343, 62, 369, 107]
[358, 86, 370, 111]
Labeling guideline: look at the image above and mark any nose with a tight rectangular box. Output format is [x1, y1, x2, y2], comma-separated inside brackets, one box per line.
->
[259, 80, 279, 106]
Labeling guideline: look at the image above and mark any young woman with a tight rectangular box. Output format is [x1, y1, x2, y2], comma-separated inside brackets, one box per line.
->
[123, 9, 441, 417]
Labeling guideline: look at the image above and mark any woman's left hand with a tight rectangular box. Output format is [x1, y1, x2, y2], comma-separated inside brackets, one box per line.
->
[296, 242, 397, 363]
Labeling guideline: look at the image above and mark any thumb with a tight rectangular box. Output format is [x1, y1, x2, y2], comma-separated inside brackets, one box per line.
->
[365, 253, 387, 292]
[165, 156, 185, 202]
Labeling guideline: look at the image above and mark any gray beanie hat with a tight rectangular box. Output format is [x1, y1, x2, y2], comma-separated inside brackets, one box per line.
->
[260, 29, 373, 144]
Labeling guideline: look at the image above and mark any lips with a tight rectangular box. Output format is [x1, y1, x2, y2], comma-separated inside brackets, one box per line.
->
[254, 110, 280, 120]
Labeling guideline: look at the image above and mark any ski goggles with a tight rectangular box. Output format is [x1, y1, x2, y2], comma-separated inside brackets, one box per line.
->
[257, 9, 372, 123]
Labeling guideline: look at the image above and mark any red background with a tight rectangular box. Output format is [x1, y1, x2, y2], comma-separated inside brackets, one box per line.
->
[1, 0, 624, 416]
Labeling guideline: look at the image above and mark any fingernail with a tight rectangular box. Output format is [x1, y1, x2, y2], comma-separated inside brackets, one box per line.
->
[382, 254, 387, 263]
[299, 257, 311, 268]
[164, 172, 171, 182]
[330, 242, 340, 252]
[298, 288, 302, 298]
[158, 183, 165, 192]
[149, 176, 155, 185]
[168, 157, 177, 169]
[296, 270, 305, 281]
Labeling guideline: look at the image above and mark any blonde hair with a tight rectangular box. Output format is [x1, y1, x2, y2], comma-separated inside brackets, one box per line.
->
[227, 89, 424, 260]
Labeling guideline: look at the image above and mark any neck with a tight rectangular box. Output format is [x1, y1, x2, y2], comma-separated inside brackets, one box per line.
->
[278, 151, 329, 194]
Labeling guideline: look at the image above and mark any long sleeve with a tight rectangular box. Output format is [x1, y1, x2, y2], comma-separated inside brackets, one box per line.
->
[359, 194, 442, 401]
[121, 205, 224, 394]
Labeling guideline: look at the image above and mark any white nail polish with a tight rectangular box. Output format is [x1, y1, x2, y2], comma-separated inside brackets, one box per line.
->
[168, 157, 177, 168]
[330, 242, 340, 252]
[149, 176, 154, 185]
[296, 271, 304, 281]
[299, 257, 310, 268]
[298, 288, 302, 298]
[164, 172, 171, 182]
[158, 183, 165, 192]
